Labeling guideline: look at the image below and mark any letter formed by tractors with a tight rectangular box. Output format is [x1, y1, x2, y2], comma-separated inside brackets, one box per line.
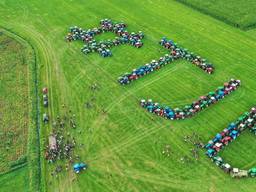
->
[66, 19, 144, 57]
[205, 107, 256, 178]
[118, 37, 214, 85]
[140, 79, 241, 120]
[117, 36, 240, 121]
[66, 20, 255, 178]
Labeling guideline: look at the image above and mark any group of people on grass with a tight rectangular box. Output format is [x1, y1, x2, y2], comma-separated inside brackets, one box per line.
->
[45, 115, 77, 164]
[66, 19, 144, 57]
[205, 107, 256, 178]
[118, 37, 214, 85]
[140, 79, 241, 120]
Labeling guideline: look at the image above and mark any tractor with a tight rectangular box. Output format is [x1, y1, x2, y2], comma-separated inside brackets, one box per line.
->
[221, 136, 232, 145]
[212, 156, 223, 167]
[73, 163, 87, 173]
[230, 130, 239, 139]
[221, 163, 232, 173]
[213, 142, 223, 152]
[250, 127, 256, 135]
[231, 168, 248, 178]
[43, 113, 49, 124]
[205, 140, 214, 149]
[43, 94, 48, 107]
[206, 148, 215, 158]
[248, 168, 256, 177]
[213, 133, 222, 143]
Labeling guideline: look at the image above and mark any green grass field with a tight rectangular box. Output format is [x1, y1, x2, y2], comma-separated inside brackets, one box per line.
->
[0, 0, 256, 191]
[0, 166, 29, 192]
[0, 31, 29, 173]
[176, 0, 256, 30]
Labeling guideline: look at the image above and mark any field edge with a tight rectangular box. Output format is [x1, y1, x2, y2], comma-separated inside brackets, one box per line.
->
[0, 27, 42, 192]
[175, 0, 256, 30]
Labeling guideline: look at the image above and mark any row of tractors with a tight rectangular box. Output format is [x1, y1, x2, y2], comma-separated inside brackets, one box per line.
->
[140, 79, 240, 120]
[205, 107, 256, 178]
[66, 18, 144, 57]
[160, 37, 214, 74]
[42, 87, 49, 124]
[118, 37, 214, 85]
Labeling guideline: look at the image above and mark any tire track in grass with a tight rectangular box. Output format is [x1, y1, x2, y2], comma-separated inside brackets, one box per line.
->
[20, 22, 73, 110]
[86, 66, 180, 151]
[5, 22, 74, 190]
[19, 23, 79, 123]
[63, 10, 250, 170]
[94, 162, 210, 191]
[78, 3, 255, 166]
[25, 22, 127, 190]
[13, 4, 256, 190]
[90, 91, 227, 182]
[105, 0, 256, 75]
[90, 107, 182, 178]
[86, 172, 122, 192]
[15, 24, 56, 191]
[5, 25, 248, 192]
[3, 1, 256, 192]
[0, 26, 45, 189]
[89, 87, 228, 179]
[89, 122, 164, 161]
[93, 120, 225, 183]
[84, 107, 194, 186]
[15, 24, 54, 114]
[70, 70, 86, 87]
[87, 65, 245, 155]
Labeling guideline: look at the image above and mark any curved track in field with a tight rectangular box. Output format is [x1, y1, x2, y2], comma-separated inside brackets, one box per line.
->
[15, 19, 256, 192]
[0, 26, 42, 191]
[1, 0, 256, 191]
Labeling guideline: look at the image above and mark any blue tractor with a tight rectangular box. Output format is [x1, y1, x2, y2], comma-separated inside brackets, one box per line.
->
[230, 130, 239, 139]
[213, 133, 222, 143]
[73, 163, 87, 173]
[206, 148, 216, 158]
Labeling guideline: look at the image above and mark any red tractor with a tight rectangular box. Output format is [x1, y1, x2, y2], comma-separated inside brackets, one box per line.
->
[42, 87, 48, 94]
[128, 73, 138, 80]
[206, 67, 213, 74]
[220, 129, 229, 137]
[213, 142, 223, 152]
[221, 136, 232, 145]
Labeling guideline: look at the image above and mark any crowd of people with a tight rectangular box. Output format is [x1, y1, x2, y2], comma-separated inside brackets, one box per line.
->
[45, 114, 77, 164]
[118, 37, 214, 85]
[140, 79, 240, 120]
[205, 106, 256, 178]
[66, 19, 144, 57]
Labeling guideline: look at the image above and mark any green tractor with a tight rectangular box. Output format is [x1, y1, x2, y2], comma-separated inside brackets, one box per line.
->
[212, 156, 223, 167]
[248, 168, 256, 177]
[250, 126, 256, 135]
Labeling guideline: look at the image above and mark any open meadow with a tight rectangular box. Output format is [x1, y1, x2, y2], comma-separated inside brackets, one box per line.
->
[0, 0, 256, 191]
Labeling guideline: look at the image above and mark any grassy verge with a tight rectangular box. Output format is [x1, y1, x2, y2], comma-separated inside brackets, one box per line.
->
[0, 31, 29, 173]
[1, 0, 256, 191]
[0, 28, 41, 192]
[0, 166, 29, 192]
